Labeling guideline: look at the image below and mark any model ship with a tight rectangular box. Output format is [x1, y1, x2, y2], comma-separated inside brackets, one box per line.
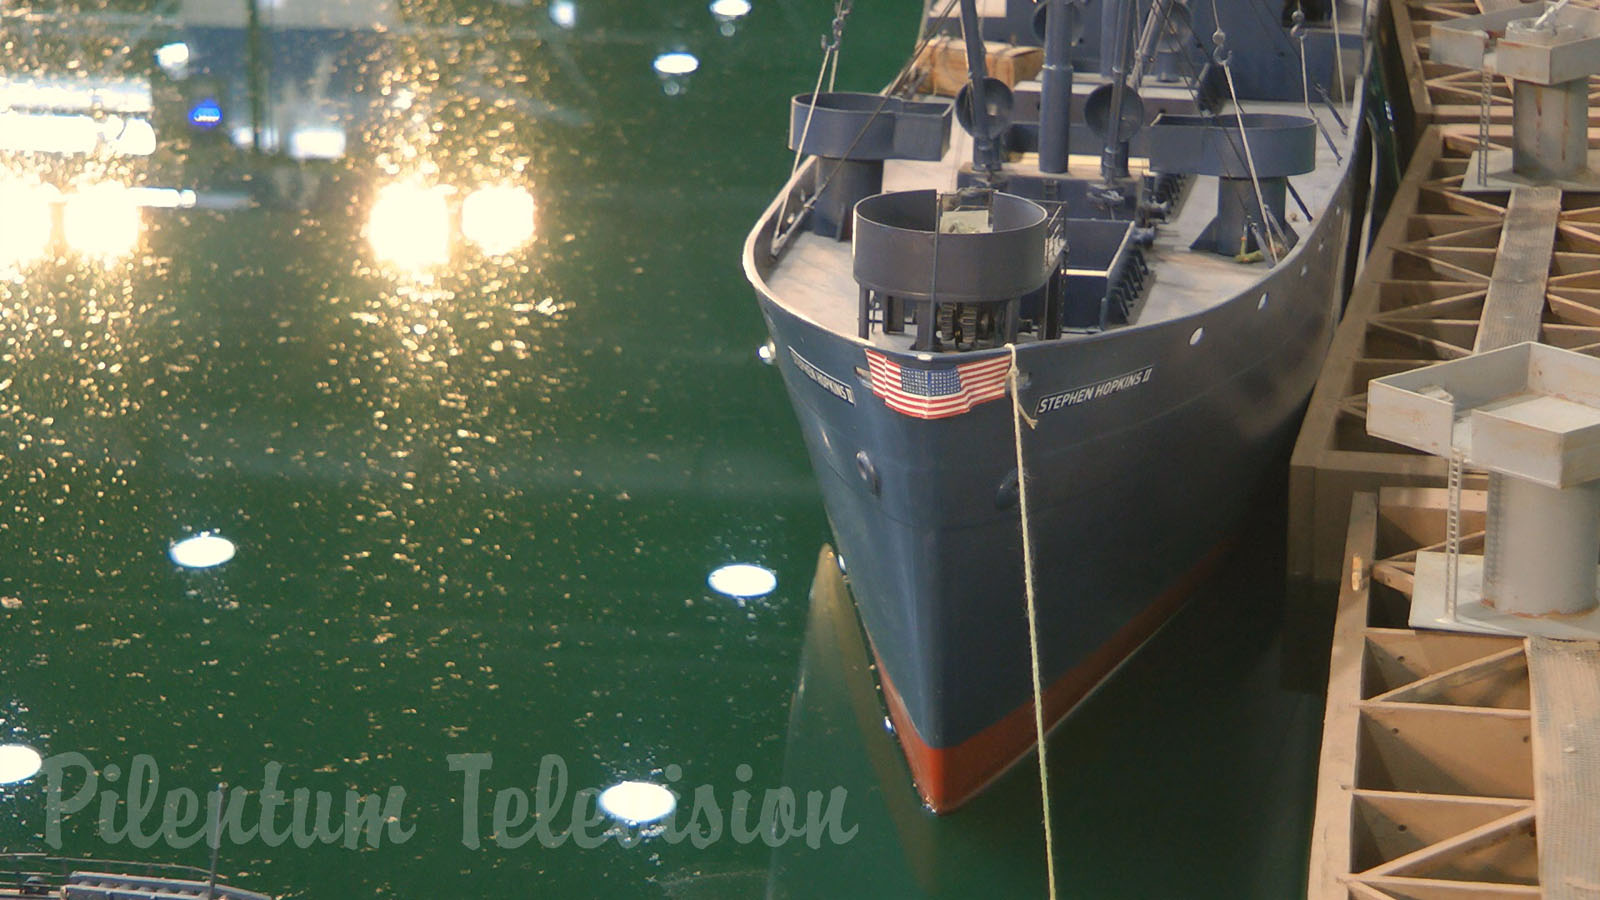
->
[744, 0, 1370, 812]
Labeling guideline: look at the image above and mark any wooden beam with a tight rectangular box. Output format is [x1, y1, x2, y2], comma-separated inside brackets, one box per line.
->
[1358, 704, 1533, 798]
[1527, 637, 1600, 900]
[1351, 791, 1534, 873]
[1310, 492, 1382, 900]
[1474, 187, 1561, 352]
[1369, 646, 1527, 709]
[1355, 873, 1541, 898]
[1357, 807, 1534, 879]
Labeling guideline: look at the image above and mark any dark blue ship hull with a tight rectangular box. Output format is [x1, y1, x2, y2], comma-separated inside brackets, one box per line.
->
[748, 182, 1355, 810]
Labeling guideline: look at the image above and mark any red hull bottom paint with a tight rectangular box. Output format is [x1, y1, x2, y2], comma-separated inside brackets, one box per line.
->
[876, 541, 1233, 813]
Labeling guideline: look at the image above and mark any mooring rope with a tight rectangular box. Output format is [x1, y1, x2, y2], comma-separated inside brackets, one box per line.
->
[1006, 343, 1055, 900]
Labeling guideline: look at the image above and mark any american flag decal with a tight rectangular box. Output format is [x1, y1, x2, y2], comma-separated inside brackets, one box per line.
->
[863, 349, 1012, 419]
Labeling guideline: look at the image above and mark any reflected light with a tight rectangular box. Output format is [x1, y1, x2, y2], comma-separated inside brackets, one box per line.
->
[0, 183, 55, 269]
[550, 0, 577, 29]
[0, 112, 158, 157]
[598, 781, 676, 824]
[653, 52, 700, 96]
[188, 98, 222, 129]
[0, 111, 97, 153]
[708, 563, 777, 599]
[461, 185, 536, 257]
[289, 126, 346, 160]
[0, 745, 43, 784]
[711, 0, 751, 33]
[155, 42, 191, 76]
[0, 112, 158, 156]
[653, 52, 700, 76]
[63, 185, 141, 259]
[169, 533, 236, 569]
[111, 117, 158, 156]
[757, 340, 775, 365]
[125, 187, 198, 209]
[0, 76, 152, 114]
[369, 184, 451, 270]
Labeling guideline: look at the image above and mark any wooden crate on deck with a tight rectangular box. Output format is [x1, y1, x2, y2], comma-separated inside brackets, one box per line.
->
[913, 36, 1043, 97]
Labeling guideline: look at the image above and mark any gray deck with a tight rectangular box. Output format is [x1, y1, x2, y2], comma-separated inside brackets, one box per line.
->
[763, 93, 1360, 352]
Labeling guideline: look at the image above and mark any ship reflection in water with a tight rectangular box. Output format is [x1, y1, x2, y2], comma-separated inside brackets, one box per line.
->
[770, 505, 1327, 897]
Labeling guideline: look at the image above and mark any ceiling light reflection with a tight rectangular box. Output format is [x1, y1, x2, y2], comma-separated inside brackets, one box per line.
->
[0, 183, 55, 269]
[0, 745, 43, 784]
[461, 185, 536, 257]
[289, 126, 346, 160]
[0, 111, 157, 156]
[653, 52, 700, 77]
[550, 0, 577, 29]
[155, 42, 191, 76]
[710, 0, 751, 34]
[597, 781, 676, 824]
[169, 533, 236, 569]
[653, 52, 700, 96]
[708, 563, 777, 599]
[63, 185, 141, 260]
[125, 187, 198, 209]
[369, 183, 451, 271]
[110, 117, 158, 156]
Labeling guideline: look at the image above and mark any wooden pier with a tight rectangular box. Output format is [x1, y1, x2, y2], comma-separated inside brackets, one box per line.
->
[1287, 0, 1600, 586]
[1303, 2, 1600, 895]
[1309, 487, 1600, 898]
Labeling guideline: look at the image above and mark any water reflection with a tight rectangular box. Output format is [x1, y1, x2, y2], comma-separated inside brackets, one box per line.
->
[460, 185, 535, 257]
[0, 181, 54, 270]
[367, 182, 452, 271]
[771, 526, 1325, 897]
[155, 41, 192, 77]
[0, 745, 43, 784]
[709, 0, 752, 37]
[707, 563, 777, 600]
[0, 0, 827, 895]
[597, 780, 677, 825]
[652, 51, 699, 96]
[169, 532, 238, 569]
[63, 184, 143, 260]
[549, 0, 577, 30]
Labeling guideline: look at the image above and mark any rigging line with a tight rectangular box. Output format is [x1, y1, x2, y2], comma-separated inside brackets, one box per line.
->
[772, 0, 962, 255]
[1006, 342, 1055, 900]
[1294, 8, 1344, 163]
[1241, 0, 1357, 120]
[1222, 56, 1287, 262]
[1160, 17, 1301, 250]
[1128, 0, 1178, 90]
[827, 0, 852, 92]
[788, 45, 837, 181]
[789, 0, 854, 181]
[1330, 0, 1346, 106]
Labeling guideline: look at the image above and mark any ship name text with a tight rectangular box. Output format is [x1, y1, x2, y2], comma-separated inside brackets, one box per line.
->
[1035, 366, 1155, 415]
[789, 347, 855, 405]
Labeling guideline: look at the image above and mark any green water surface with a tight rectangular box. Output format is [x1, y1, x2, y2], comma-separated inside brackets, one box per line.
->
[0, 3, 1324, 897]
